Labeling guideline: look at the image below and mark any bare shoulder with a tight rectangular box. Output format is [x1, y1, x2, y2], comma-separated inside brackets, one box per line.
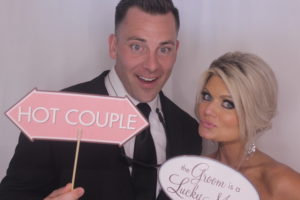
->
[272, 164, 300, 199]
[263, 158, 300, 199]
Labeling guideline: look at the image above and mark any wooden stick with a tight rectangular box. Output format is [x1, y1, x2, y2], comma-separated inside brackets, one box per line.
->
[71, 128, 82, 190]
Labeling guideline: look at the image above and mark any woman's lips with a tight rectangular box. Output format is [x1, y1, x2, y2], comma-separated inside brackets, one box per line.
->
[201, 120, 216, 129]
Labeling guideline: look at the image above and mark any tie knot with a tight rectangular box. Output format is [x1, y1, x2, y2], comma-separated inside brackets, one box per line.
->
[137, 103, 151, 119]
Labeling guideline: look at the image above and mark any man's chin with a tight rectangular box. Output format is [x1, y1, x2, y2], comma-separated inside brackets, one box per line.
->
[132, 92, 158, 103]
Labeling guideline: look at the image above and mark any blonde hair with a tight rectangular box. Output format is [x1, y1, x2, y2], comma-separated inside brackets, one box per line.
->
[195, 52, 278, 162]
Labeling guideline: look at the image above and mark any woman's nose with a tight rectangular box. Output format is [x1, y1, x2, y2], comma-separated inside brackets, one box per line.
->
[203, 101, 217, 117]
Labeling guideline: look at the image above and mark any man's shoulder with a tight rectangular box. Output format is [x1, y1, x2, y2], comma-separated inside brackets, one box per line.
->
[62, 70, 109, 95]
[160, 93, 197, 124]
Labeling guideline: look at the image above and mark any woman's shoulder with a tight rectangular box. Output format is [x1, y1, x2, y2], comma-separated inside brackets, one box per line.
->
[268, 164, 300, 198]
[259, 153, 300, 199]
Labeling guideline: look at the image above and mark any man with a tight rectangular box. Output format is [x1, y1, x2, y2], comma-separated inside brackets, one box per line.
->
[0, 0, 202, 199]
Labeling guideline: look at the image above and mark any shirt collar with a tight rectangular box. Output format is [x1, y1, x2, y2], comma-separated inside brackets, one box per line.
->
[105, 67, 160, 111]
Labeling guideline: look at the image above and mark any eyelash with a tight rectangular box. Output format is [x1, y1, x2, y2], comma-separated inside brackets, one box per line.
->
[159, 47, 172, 54]
[223, 100, 235, 109]
[201, 91, 211, 101]
[201, 91, 235, 109]
[129, 43, 173, 55]
[130, 44, 143, 52]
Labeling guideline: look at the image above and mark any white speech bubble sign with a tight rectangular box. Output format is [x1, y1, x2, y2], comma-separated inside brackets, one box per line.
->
[159, 155, 260, 200]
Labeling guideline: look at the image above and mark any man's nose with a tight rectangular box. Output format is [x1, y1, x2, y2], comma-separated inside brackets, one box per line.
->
[144, 52, 159, 72]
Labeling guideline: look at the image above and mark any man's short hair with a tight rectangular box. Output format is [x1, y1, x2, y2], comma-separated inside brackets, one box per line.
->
[115, 0, 180, 33]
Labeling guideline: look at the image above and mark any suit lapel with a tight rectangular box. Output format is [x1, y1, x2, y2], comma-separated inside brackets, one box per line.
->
[159, 92, 184, 159]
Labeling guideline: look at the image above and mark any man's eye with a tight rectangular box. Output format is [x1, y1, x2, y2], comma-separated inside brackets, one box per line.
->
[201, 91, 212, 101]
[222, 100, 235, 109]
[159, 47, 171, 54]
[130, 44, 142, 52]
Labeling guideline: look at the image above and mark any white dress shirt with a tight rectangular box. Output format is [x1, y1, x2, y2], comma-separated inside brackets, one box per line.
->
[104, 67, 166, 196]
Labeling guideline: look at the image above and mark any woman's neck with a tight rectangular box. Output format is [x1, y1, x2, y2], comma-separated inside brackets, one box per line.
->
[214, 142, 248, 169]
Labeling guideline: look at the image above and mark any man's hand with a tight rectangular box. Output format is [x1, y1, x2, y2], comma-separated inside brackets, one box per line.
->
[44, 183, 84, 200]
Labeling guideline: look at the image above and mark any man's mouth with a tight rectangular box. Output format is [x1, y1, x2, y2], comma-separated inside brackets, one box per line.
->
[138, 75, 158, 82]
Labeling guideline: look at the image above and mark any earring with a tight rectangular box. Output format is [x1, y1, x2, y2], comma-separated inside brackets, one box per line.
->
[247, 143, 256, 156]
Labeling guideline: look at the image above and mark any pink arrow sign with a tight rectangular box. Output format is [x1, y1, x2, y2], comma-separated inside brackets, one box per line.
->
[6, 89, 149, 146]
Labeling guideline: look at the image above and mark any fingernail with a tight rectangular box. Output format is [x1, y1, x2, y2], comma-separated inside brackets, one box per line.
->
[75, 188, 85, 196]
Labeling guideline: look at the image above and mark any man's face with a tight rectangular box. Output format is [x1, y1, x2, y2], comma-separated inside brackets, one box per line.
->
[109, 7, 179, 102]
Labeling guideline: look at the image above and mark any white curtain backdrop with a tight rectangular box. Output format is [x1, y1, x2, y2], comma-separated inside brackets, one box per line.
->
[1, 0, 300, 180]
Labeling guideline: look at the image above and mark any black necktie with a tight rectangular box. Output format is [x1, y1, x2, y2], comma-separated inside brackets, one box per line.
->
[132, 103, 157, 200]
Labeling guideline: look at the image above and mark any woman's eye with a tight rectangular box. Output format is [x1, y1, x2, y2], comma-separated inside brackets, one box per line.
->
[222, 100, 235, 109]
[201, 91, 212, 101]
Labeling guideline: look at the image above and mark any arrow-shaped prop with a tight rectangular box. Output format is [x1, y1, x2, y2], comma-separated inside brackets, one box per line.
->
[6, 89, 149, 146]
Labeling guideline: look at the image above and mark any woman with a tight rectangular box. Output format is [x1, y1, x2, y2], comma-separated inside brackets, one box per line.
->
[195, 51, 300, 200]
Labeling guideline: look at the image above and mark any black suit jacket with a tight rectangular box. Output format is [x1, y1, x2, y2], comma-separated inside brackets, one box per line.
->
[0, 71, 202, 200]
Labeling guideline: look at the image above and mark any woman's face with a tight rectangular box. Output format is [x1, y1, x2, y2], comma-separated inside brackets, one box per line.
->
[198, 75, 240, 143]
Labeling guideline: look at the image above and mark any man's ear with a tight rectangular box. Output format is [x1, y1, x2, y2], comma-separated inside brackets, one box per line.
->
[108, 34, 117, 59]
[176, 39, 180, 51]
